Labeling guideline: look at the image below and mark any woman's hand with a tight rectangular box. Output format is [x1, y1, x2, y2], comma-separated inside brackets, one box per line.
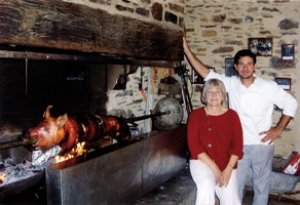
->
[218, 155, 238, 187]
[219, 166, 233, 187]
[212, 168, 223, 186]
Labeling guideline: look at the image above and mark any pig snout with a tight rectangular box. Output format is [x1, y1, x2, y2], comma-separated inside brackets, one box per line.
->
[28, 128, 40, 145]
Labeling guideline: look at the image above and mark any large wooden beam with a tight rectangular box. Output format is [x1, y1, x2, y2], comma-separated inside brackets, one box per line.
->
[0, 0, 183, 62]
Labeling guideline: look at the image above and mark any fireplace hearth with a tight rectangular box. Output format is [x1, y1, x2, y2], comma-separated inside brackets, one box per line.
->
[0, 125, 186, 205]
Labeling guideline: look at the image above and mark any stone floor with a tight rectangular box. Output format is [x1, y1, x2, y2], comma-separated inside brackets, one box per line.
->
[134, 168, 300, 205]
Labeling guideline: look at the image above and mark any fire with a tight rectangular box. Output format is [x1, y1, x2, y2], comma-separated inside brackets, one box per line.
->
[0, 172, 6, 184]
[54, 142, 87, 163]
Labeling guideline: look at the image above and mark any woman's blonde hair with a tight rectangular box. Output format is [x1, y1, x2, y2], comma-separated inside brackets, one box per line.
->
[201, 78, 228, 107]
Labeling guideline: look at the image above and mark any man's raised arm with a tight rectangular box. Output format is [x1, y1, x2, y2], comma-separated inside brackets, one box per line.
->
[183, 36, 210, 78]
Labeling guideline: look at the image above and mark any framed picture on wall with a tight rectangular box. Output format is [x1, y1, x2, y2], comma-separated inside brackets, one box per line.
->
[274, 77, 291, 91]
[281, 44, 294, 61]
[248, 38, 273, 56]
[224, 58, 237, 77]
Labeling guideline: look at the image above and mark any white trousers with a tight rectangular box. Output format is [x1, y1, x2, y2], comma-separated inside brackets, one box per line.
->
[190, 159, 241, 205]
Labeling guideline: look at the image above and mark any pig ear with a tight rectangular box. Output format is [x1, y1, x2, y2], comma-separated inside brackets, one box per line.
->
[43, 105, 54, 120]
[56, 114, 68, 127]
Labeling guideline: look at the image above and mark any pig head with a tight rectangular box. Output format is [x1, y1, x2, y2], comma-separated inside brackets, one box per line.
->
[29, 105, 79, 153]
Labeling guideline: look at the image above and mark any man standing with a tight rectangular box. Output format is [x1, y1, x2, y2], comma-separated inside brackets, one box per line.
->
[183, 36, 298, 205]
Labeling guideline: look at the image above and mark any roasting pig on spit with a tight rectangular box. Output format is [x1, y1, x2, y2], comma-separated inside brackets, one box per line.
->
[27, 105, 133, 165]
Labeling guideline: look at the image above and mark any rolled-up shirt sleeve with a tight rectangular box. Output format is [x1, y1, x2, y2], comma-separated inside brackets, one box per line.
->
[272, 83, 298, 118]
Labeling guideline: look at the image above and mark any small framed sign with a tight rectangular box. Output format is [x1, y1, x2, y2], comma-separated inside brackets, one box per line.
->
[248, 38, 273, 56]
[274, 77, 291, 91]
[225, 58, 237, 77]
[281, 44, 294, 61]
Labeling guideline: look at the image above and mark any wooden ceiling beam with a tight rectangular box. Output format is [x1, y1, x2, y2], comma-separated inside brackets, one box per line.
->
[0, 0, 183, 63]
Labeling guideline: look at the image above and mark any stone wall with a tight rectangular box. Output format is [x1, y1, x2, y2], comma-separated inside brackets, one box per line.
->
[64, 0, 185, 30]
[183, 0, 300, 157]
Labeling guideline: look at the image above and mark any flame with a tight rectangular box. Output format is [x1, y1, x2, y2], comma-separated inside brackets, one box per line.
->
[54, 142, 87, 163]
[0, 172, 6, 184]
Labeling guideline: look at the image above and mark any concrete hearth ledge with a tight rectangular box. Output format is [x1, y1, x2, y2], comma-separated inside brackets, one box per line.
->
[133, 168, 196, 205]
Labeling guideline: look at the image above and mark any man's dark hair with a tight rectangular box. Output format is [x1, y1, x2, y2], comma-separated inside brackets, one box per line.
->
[234, 49, 256, 65]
